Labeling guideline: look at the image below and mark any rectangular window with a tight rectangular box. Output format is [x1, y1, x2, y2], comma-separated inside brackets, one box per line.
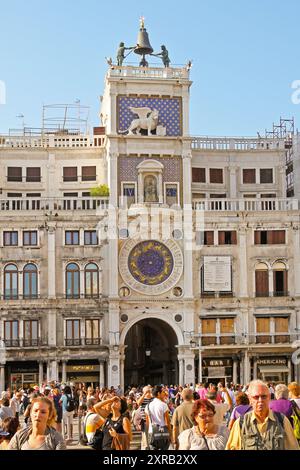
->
[63, 167, 78, 182]
[209, 169, 223, 184]
[254, 230, 286, 245]
[23, 320, 38, 346]
[197, 231, 214, 245]
[84, 230, 98, 245]
[260, 168, 273, 184]
[23, 231, 38, 246]
[201, 319, 217, 346]
[218, 231, 237, 245]
[192, 168, 206, 183]
[85, 319, 100, 345]
[7, 167, 22, 182]
[256, 317, 271, 344]
[274, 317, 289, 343]
[243, 169, 256, 184]
[66, 320, 81, 346]
[26, 167, 41, 182]
[82, 166, 96, 182]
[3, 231, 18, 246]
[65, 230, 80, 245]
[4, 320, 19, 347]
[220, 318, 235, 345]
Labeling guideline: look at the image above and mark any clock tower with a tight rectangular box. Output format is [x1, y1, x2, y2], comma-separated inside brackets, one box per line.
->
[101, 21, 195, 387]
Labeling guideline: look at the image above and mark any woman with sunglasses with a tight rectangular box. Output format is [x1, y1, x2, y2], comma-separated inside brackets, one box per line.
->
[178, 399, 229, 450]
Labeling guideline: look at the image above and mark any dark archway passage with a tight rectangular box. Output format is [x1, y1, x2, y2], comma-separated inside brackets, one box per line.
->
[124, 318, 178, 387]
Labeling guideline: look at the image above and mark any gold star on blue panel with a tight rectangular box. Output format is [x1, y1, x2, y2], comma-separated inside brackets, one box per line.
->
[118, 97, 182, 136]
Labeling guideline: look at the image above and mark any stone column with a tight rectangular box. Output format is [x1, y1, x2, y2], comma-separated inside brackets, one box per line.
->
[158, 173, 163, 204]
[0, 365, 5, 392]
[293, 225, 300, 296]
[288, 359, 292, 383]
[229, 166, 237, 199]
[108, 347, 120, 388]
[48, 311, 56, 347]
[183, 153, 193, 298]
[120, 353, 125, 392]
[243, 350, 250, 384]
[239, 227, 248, 297]
[50, 360, 58, 382]
[233, 359, 238, 384]
[108, 207, 119, 298]
[138, 173, 143, 204]
[178, 359, 184, 386]
[183, 350, 195, 385]
[99, 361, 105, 388]
[46, 362, 51, 383]
[39, 362, 44, 388]
[253, 358, 257, 380]
[62, 361, 67, 384]
[47, 225, 56, 299]
[109, 153, 118, 208]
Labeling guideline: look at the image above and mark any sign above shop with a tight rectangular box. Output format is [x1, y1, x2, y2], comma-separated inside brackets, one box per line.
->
[203, 359, 232, 367]
[257, 358, 287, 366]
[67, 365, 99, 373]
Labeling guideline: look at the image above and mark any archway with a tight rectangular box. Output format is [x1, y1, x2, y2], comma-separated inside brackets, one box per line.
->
[124, 318, 178, 387]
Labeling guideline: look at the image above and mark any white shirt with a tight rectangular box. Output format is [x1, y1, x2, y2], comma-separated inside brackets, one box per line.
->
[145, 398, 168, 433]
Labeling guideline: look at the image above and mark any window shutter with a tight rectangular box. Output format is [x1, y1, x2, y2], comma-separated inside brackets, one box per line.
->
[205, 231, 214, 245]
[210, 168, 223, 184]
[254, 231, 261, 244]
[63, 167, 77, 181]
[256, 317, 270, 333]
[267, 231, 274, 244]
[231, 231, 237, 244]
[192, 168, 206, 183]
[218, 231, 226, 244]
[202, 319, 216, 334]
[82, 166, 96, 181]
[243, 169, 256, 184]
[255, 270, 269, 296]
[26, 167, 41, 182]
[220, 318, 234, 333]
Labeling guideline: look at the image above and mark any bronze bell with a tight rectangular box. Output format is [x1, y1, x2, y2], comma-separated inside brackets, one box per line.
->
[135, 26, 154, 56]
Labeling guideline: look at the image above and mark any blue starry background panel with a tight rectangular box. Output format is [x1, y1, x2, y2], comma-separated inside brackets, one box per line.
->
[117, 96, 182, 136]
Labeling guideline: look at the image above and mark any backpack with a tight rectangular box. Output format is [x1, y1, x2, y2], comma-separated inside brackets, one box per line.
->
[291, 400, 300, 441]
[66, 394, 75, 412]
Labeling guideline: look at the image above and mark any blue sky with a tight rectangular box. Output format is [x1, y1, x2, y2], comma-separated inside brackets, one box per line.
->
[1, 0, 300, 136]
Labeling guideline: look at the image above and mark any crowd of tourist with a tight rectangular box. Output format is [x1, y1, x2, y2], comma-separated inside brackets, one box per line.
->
[0, 379, 300, 450]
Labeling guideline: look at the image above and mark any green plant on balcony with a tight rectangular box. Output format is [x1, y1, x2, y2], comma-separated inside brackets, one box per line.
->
[90, 184, 110, 197]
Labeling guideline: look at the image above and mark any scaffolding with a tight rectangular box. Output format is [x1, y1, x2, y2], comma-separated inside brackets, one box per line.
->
[42, 103, 90, 136]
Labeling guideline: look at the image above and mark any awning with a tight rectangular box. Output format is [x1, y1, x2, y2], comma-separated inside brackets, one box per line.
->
[258, 365, 290, 373]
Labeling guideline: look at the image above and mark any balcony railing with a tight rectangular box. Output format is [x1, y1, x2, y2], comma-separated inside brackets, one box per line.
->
[3, 339, 47, 348]
[0, 133, 105, 149]
[193, 198, 298, 211]
[65, 338, 101, 347]
[0, 197, 109, 212]
[107, 65, 190, 80]
[192, 136, 285, 151]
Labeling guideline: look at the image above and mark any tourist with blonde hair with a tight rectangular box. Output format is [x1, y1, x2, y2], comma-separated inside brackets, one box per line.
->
[8, 397, 66, 450]
[288, 382, 300, 407]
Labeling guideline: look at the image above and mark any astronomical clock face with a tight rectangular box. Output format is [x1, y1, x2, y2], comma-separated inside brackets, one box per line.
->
[119, 239, 183, 295]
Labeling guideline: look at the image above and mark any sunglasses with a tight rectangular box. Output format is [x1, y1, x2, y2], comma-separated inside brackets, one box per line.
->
[251, 395, 268, 401]
[197, 413, 214, 419]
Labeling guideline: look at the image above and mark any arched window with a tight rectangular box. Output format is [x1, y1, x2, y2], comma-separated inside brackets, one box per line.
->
[273, 261, 288, 297]
[85, 263, 99, 298]
[23, 264, 38, 299]
[66, 263, 80, 299]
[255, 262, 269, 297]
[4, 264, 18, 300]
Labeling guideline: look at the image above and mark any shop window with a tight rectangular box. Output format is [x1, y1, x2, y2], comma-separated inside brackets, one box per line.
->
[192, 168, 206, 183]
[66, 263, 80, 299]
[4, 320, 19, 347]
[85, 319, 100, 345]
[3, 231, 18, 246]
[260, 168, 273, 184]
[209, 169, 223, 184]
[84, 263, 99, 298]
[218, 231, 237, 245]
[243, 169, 256, 184]
[23, 264, 38, 299]
[82, 166, 96, 182]
[26, 167, 41, 182]
[66, 319, 81, 346]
